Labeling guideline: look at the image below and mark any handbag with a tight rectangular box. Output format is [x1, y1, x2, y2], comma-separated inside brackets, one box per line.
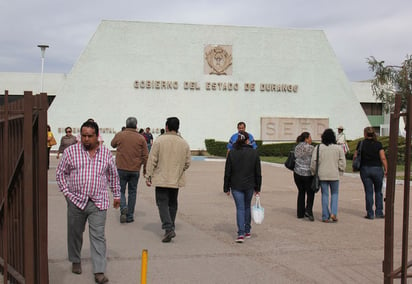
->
[251, 195, 264, 224]
[311, 145, 320, 193]
[49, 135, 57, 146]
[284, 149, 295, 170]
[352, 140, 363, 172]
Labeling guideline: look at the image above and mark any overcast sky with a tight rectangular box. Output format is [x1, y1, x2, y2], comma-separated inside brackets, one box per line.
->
[1, 0, 411, 81]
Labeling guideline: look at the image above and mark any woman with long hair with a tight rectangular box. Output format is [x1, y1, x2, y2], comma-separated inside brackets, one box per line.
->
[354, 126, 388, 219]
[311, 128, 346, 222]
[293, 132, 315, 221]
[224, 131, 262, 243]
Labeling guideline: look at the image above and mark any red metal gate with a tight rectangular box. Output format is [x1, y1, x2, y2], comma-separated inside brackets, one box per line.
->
[0, 91, 50, 283]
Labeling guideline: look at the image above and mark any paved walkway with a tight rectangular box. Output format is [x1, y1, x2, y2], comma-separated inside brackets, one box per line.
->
[47, 156, 408, 283]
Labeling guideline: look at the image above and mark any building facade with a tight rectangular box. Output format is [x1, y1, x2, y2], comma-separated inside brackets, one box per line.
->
[4, 21, 374, 150]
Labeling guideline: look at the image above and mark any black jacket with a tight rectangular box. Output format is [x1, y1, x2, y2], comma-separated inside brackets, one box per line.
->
[223, 144, 262, 193]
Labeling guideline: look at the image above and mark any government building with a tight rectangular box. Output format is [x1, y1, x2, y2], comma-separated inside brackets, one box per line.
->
[1, 21, 386, 150]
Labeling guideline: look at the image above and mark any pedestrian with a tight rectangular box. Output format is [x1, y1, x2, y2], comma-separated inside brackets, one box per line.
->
[227, 121, 257, 154]
[145, 117, 191, 243]
[111, 117, 148, 223]
[293, 132, 315, 221]
[56, 126, 77, 159]
[224, 131, 262, 243]
[143, 127, 154, 151]
[311, 128, 346, 223]
[336, 125, 349, 154]
[353, 126, 388, 219]
[56, 120, 120, 284]
[47, 124, 57, 169]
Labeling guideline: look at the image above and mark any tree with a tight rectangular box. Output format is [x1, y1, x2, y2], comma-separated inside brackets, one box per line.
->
[367, 55, 412, 113]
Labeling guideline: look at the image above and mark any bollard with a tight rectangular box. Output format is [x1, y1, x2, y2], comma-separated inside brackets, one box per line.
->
[140, 249, 148, 284]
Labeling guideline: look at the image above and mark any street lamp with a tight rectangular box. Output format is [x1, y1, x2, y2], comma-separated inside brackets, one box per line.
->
[37, 44, 49, 93]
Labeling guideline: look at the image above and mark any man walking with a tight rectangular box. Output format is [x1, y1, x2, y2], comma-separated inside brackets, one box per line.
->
[143, 127, 154, 152]
[145, 117, 191, 242]
[227, 121, 257, 153]
[56, 120, 120, 284]
[111, 117, 148, 223]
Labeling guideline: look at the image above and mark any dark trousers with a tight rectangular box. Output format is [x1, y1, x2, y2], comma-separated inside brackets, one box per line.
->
[293, 173, 315, 217]
[155, 187, 179, 231]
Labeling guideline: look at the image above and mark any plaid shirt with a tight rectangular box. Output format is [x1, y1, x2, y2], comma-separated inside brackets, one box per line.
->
[56, 143, 120, 210]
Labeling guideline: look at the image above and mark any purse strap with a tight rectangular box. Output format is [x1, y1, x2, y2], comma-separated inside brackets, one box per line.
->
[314, 145, 320, 176]
[358, 140, 363, 158]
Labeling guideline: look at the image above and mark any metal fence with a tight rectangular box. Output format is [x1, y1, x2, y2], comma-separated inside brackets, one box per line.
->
[383, 93, 412, 283]
[0, 91, 50, 283]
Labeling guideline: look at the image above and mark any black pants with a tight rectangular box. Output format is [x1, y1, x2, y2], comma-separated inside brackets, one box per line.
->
[155, 187, 179, 231]
[293, 173, 314, 218]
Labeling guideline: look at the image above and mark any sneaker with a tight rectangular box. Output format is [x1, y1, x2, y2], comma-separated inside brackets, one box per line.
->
[235, 236, 244, 243]
[162, 230, 176, 243]
[120, 208, 128, 223]
[245, 233, 251, 239]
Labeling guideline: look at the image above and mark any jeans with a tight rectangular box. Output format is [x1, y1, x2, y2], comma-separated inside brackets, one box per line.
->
[231, 189, 254, 237]
[293, 173, 315, 218]
[360, 166, 384, 218]
[155, 187, 179, 231]
[118, 169, 140, 222]
[320, 180, 339, 221]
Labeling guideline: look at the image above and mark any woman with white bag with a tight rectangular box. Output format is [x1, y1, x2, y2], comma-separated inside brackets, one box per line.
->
[224, 131, 262, 243]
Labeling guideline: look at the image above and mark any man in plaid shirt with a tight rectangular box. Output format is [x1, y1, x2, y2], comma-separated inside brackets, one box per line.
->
[56, 120, 120, 284]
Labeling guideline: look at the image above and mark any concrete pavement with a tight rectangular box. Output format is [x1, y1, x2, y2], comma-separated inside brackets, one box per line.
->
[47, 156, 408, 283]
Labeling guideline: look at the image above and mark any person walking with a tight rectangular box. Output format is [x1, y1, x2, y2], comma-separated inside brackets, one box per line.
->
[224, 131, 262, 243]
[145, 117, 191, 243]
[111, 117, 148, 223]
[311, 128, 346, 223]
[293, 132, 315, 221]
[56, 126, 77, 159]
[227, 121, 257, 154]
[353, 126, 388, 219]
[56, 120, 120, 284]
[336, 126, 349, 154]
[47, 124, 56, 169]
[143, 127, 154, 152]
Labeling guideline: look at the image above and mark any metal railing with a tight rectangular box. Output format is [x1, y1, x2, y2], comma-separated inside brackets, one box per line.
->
[383, 93, 412, 283]
[0, 91, 50, 283]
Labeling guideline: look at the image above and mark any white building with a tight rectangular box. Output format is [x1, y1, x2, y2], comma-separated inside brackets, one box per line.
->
[3, 20, 377, 150]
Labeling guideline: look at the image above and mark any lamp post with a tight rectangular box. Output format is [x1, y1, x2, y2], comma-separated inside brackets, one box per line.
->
[37, 44, 49, 93]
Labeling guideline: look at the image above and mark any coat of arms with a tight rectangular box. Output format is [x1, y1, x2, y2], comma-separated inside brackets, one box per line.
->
[204, 45, 232, 75]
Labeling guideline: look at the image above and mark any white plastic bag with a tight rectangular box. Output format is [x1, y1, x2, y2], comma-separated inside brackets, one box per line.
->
[251, 195, 264, 224]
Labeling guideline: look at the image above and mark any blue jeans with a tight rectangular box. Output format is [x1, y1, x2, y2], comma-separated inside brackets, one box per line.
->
[360, 166, 384, 218]
[231, 189, 254, 237]
[118, 169, 140, 222]
[320, 180, 339, 221]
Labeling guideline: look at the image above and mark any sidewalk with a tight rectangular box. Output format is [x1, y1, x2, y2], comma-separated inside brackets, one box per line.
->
[48, 157, 406, 283]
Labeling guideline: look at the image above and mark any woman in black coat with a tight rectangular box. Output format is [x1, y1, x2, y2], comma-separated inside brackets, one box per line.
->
[224, 131, 262, 243]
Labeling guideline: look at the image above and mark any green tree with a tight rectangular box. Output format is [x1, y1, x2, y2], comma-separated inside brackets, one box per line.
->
[367, 55, 412, 112]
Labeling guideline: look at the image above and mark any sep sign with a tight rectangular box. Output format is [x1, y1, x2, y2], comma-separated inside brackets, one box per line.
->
[261, 117, 329, 141]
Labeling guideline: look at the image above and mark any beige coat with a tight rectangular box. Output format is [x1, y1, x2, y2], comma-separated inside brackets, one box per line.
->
[145, 132, 191, 188]
[311, 144, 346, 180]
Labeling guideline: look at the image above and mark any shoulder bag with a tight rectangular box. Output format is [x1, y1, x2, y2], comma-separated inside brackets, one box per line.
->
[284, 148, 296, 170]
[311, 145, 320, 193]
[352, 140, 363, 172]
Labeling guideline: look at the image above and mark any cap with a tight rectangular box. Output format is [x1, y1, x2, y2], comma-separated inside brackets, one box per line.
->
[337, 125, 344, 130]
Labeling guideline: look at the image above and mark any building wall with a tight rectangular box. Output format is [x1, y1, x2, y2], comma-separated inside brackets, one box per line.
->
[43, 21, 370, 149]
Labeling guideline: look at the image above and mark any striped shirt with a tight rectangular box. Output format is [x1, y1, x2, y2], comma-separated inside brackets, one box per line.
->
[56, 143, 120, 210]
